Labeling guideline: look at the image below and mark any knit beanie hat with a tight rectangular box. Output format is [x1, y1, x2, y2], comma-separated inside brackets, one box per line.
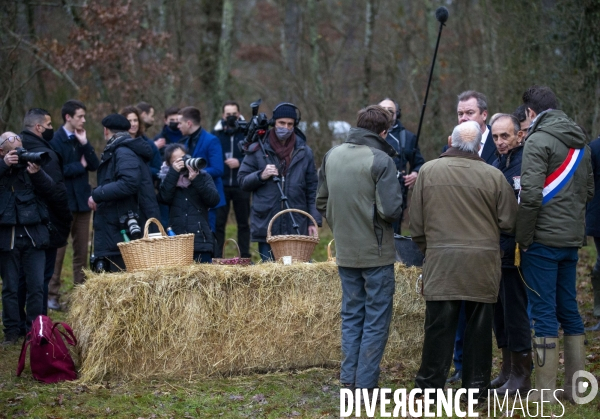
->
[272, 103, 298, 122]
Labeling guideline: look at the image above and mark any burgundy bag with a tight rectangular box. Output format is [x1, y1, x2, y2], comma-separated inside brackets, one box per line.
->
[17, 315, 77, 383]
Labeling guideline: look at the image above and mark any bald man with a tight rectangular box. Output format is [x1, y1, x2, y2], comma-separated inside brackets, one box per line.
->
[410, 121, 518, 397]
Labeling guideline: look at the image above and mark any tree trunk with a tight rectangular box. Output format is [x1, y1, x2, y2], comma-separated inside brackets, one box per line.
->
[216, 0, 235, 109]
[362, 0, 377, 106]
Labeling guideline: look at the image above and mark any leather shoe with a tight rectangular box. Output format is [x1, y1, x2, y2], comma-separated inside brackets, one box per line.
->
[446, 369, 462, 384]
[2, 334, 19, 346]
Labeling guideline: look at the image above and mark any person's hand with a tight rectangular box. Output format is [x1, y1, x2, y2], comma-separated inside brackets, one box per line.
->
[404, 171, 418, 188]
[80, 154, 88, 168]
[172, 158, 185, 172]
[155, 138, 166, 149]
[187, 167, 199, 181]
[3, 150, 18, 166]
[26, 162, 40, 174]
[261, 164, 278, 180]
[225, 158, 240, 169]
[88, 196, 97, 211]
[308, 225, 318, 237]
[75, 129, 88, 145]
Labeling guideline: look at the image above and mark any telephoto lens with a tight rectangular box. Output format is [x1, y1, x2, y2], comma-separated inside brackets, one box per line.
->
[15, 147, 51, 166]
[182, 155, 207, 171]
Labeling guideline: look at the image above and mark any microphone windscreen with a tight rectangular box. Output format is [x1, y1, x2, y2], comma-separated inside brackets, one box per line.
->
[435, 6, 449, 23]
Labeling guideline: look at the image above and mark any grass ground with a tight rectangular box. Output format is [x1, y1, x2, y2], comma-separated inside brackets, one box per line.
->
[1, 224, 599, 418]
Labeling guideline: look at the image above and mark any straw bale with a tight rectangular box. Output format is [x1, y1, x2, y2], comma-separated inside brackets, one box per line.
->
[69, 263, 424, 382]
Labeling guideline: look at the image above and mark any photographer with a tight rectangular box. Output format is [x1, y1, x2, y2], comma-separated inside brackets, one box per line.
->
[237, 103, 321, 261]
[158, 144, 220, 262]
[0, 132, 62, 344]
[378, 99, 425, 233]
[212, 101, 251, 258]
[88, 114, 159, 272]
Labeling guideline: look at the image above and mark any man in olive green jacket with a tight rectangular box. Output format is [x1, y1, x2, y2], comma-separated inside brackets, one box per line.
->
[410, 120, 517, 396]
[316, 105, 402, 391]
[516, 86, 594, 403]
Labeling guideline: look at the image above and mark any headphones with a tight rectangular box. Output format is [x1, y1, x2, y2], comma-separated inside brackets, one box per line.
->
[381, 98, 401, 120]
[270, 102, 302, 127]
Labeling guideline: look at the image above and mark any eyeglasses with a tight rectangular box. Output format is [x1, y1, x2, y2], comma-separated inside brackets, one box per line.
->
[0, 135, 21, 147]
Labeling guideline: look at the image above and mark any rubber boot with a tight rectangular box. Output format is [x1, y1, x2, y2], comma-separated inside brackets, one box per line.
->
[529, 337, 559, 404]
[490, 347, 511, 388]
[562, 334, 586, 403]
[585, 270, 600, 331]
[494, 350, 532, 396]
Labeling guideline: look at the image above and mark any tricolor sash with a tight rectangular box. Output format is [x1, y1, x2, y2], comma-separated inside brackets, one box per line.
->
[541, 148, 583, 205]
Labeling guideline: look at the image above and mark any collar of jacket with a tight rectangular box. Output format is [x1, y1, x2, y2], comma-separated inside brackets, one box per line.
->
[439, 146, 485, 162]
[20, 129, 49, 148]
[495, 144, 523, 168]
[105, 132, 131, 150]
[345, 127, 397, 157]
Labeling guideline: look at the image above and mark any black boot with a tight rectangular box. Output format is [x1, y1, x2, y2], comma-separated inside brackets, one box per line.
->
[494, 350, 532, 396]
[490, 347, 511, 388]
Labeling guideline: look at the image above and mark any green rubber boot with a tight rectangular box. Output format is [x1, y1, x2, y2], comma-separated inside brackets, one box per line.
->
[563, 334, 586, 403]
[529, 337, 559, 404]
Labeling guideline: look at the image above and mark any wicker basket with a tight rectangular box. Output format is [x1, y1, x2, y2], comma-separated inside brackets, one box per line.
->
[212, 238, 252, 266]
[117, 218, 194, 272]
[327, 239, 336, 263]
[266, 209, 319, 263]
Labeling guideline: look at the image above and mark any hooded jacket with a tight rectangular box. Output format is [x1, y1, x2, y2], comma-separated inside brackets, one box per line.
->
[92, 133, 160, 257]
[516, 110, 594, 248]
[317, 127, 403, 268]
[410, 147, 518, 303]
[20, 130, 72, 248]
[238, 131, 321, 242]
[212, 120, 246, 188]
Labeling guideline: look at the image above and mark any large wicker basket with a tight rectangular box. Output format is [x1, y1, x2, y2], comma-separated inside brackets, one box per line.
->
[266, 209, 319, 263]
[117, 218, 194, 272]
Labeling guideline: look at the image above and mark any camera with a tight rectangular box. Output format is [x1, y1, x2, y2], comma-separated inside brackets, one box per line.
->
[238, 99, 270, 153]
[119, 210, 142, 240]
[15, 147, 50, 167]
[90, 255, 109, 273]
[181, 155, 207, 171]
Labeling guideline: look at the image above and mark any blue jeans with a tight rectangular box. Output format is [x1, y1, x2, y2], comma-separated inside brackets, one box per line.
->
[453, 301, 466, 371]
[338, 264, 395, 388]
[521, 242, 583, 337]
[258, 242, 273, 262]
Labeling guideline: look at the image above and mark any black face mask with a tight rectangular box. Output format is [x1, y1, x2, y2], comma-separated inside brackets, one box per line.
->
[168, 121, 179, 131]
[42, 127, 54, 142]
[225, 115, 238, 128]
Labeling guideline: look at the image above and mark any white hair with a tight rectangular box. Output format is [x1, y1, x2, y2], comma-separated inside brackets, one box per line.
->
[451, 121, 482, 153]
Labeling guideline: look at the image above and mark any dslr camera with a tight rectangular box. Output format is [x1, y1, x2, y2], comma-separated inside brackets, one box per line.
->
[14, 147, 50, 167]
[181, 155, 207, 171]
[90, 255, 109, 273]
[119, 210, 142, 240]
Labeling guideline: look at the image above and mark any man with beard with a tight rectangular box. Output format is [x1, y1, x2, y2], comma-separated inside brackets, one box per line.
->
[87, 114, 159, 271]
[238, 103, 321, 261]
[212, 101, 250, 258]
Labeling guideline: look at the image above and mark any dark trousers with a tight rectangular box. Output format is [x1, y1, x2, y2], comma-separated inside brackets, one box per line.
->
[49, 211, 92, 299]
[214, 186, 251, 258]
[258, 242, 274, 262]
[453, 302, 467, 371]
[493, 267, 531, 352]
[415, 300, 494, 395]
[194, 251, 212, 263]
[1, 237, 45, 337]
[105, 254, 126, 272]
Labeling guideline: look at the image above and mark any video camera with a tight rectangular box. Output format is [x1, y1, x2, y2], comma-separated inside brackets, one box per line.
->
[238, 99, 270, 153]
[14, 147, 50, 167]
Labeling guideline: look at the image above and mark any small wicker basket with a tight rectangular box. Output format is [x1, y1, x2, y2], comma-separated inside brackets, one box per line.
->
[212, 238, 252, 266]
[327, 239, 336, 263]
[117, 218, 194, 272]
[266, 209, 319, 263]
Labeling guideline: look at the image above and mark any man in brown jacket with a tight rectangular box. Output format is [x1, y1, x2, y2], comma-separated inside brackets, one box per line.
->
[410, 120, 518, 397]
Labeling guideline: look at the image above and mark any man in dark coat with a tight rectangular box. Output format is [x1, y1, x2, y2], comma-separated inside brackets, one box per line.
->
[238, 103, 322, 261]
[20, 108, 72, 315]
[0, 132, 63, 344]
[212, 101, 251, 258]
[154, 106, 183, 156]
[586, 134, 600, 332]
[489, 114, 531, 396]
[378, 98, 425, 232]
[88, 114, 159, 271]
[48, 100, 99, 309]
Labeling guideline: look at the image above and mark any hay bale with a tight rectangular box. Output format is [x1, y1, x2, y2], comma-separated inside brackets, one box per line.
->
[69, 263, 424, 382]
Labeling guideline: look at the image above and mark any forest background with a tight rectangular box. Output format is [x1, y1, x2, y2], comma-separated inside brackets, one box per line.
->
[1, 0, 600, 164]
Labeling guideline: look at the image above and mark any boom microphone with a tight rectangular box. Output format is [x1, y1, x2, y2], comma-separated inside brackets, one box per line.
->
[435, 6, 449, 24]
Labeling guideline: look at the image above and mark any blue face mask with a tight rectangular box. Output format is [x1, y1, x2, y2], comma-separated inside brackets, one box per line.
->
[275, 126, 293, 141]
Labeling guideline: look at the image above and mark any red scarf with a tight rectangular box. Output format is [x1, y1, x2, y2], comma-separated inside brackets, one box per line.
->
[268, 129, 296, 176]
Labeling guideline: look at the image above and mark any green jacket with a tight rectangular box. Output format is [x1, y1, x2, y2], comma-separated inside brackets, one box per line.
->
[316, 127, 403, 268]
[516, 110, 594, 248]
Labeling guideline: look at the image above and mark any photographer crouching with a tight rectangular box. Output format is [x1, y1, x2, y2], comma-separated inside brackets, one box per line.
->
[88, 115, 159, 272]
[0, 132, 62, 344]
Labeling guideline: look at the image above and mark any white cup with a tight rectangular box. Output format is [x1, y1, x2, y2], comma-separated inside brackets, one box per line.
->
[282, 256, 292, 265]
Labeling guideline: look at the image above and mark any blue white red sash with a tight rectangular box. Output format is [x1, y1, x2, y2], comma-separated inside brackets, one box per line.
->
[541, 148, 583, 205]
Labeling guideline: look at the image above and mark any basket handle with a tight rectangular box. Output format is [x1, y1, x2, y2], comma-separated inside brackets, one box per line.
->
[222, 238, 242, 258]
[327, 239, 335, 259]
[143, 217, 167, 238]
[266, 208, 319, 240]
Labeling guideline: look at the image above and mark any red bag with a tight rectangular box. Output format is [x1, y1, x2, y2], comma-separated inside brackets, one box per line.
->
[17, 315, 77, 383]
